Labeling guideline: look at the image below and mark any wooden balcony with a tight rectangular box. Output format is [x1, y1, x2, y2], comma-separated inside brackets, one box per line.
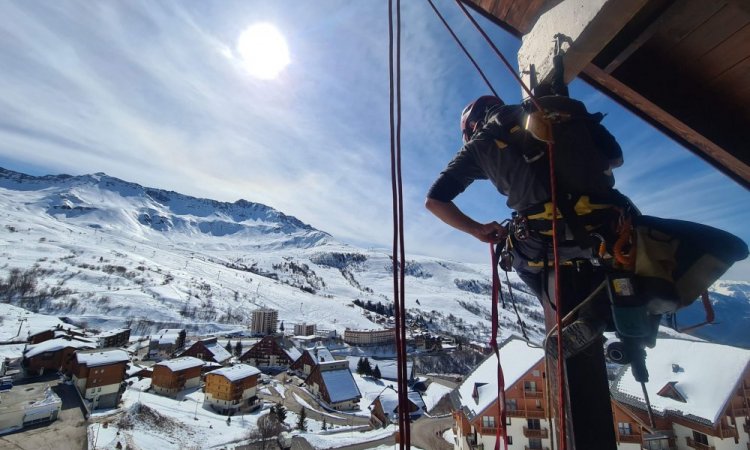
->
[524, 389, 543, 398]
[717, 426, 737, 439]
[523, 426, 549, 439]
[507, 409, 546, 418]
[685, 437, 715, 450]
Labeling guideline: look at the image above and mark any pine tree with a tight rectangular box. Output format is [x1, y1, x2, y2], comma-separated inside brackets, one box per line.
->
[373, 365, 382, 379]
[234, 341, 243, 357]
[296, 407, 307, 431]
[225, 340, 232, 353]
[356, 357, 365, 375]
[274, 403, 287, 423]
[279, 321, 285, 332]
[322, 417, 327, 430]
[363, 357, 373, 376]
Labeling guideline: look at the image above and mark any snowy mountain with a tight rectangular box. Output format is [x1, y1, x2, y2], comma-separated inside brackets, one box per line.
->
[0, 167, 544, 348]
[0, 167, 746, 351]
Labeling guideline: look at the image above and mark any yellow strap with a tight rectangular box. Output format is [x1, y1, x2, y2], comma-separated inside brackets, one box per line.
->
[526, 196, 613, 221]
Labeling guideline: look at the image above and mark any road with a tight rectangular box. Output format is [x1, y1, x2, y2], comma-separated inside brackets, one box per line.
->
[0, 377, 87, 450]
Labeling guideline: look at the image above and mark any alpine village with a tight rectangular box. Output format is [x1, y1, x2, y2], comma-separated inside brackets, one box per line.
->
[1, 1, 749, 450]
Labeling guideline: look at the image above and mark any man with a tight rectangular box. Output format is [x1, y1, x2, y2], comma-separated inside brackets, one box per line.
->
[425, 94, 625, 358]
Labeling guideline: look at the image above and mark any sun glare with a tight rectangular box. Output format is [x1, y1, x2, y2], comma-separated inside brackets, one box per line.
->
[237, 23, 290, 80]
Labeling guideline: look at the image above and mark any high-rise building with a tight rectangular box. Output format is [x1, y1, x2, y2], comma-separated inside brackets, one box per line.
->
[250, 308, 278, 335]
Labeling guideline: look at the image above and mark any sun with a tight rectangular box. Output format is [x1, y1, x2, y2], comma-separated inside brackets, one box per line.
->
[237, 23, 290, 80]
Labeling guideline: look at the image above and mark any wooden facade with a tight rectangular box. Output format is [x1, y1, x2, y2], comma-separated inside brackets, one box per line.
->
[71, 349, 129, 410]
[179, 337, 231, 364]
[203, 365, 260, 415]
[239, 336, 296, 368]
[27, 329, 55, 345]
[151, 357, 204, 397]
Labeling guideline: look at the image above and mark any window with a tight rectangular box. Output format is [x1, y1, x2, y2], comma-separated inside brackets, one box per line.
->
[692, 431, 708, 445]
[532, 369, 540, 377]
[506, 417, 512, 426]
[481, 416, 496, 428]
[528, 438, 543, 449]
[507, 436, 513, 445]
[618, 422, 632, 435]
[506, 399, 517, 411]
[535, 399, 542, 409]
[527, 418, 541, 430]
[524, 381, 537, 392]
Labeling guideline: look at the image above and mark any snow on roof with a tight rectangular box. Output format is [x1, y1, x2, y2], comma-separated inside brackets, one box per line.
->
[456, 338, 544, 418]
[308, 346, 334, 363]
[612, 338, 750, 425]
[321, 368, 361, 403]
[372, 386, 400, 414]
[152, 329, 183, 345]
[76, 349, 129, 367]
[24, 338, 96, 358]
[207, 364, 260, 382]
[97, 328, 130, 338]
[202, 340, 231, 363]
[156, 356, 204, 372]
[285, 346, 302, 362]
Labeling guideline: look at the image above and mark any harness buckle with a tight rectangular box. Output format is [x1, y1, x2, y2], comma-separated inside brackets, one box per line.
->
[511, 212, 530, 241]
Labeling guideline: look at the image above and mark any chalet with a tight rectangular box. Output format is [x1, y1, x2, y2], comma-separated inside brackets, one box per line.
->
[452, 338, 550, 450]
[369, 386, 425, 428]
[306, 360, 361, 411]
[413, 332, 443, 352]
[0, 385, 61, 435]
[290, 346, 334, 377]
[239, 336, 301, 370]
[151, 357, 204, 397]
[95, 328, 131, 348]
[610, 338, 750, 450]
[27, 328, 55, 345]
[22, 337, 96, 376]
[203, 364, 261, 415]
[71, 348, 129, 410]
[179, 337, 232, 365]
[148, 328, 186, 360]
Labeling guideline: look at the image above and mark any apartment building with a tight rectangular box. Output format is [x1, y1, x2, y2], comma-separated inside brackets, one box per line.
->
[343, 328, 395, 346]
[71, 348, 129, 410]
[203, 364, 261, 415]
[251, 309, 278, 335]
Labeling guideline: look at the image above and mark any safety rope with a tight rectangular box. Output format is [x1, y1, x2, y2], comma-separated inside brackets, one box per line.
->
[425, 0, 499, 98]
[388, 0, 410, 447]
[450, 2, 567, 448]
[490, 244, 509, 450]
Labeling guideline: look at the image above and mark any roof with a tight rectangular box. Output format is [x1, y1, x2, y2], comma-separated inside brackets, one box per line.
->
[207, 364, 260, 382]
[97, 328, 130, 338]
[24, 338, 96, 358]
[155, 356, 204, 372]
[371, 386, 425, 415]
[455, 338, 544, 419]
[321, 368, 361, 403]
[152, 329, 184, 345]
[307, 346, 334, 364]
[465, 0, 750, 188]
[76, 349, 129, 367]
[611, 338, 750, 426]
[285, 346, 302, 362]
[184, 338, 232, 363]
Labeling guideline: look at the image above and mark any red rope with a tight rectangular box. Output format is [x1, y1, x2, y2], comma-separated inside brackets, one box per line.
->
[425, 0, 499, 98]
[452, 2, 568, 448]
[388, 0, 410, 447]
[490, 244, 509, 450]
[547, 141, 568, 449]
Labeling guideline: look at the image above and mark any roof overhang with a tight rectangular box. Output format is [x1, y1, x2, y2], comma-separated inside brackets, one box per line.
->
[464, 0, 750, 189]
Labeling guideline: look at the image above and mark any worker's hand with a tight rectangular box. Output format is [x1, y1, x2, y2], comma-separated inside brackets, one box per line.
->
[470, 221, 507, 244]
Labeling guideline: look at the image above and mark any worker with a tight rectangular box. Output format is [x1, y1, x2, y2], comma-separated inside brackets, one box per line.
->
[425, 94, 626, 358]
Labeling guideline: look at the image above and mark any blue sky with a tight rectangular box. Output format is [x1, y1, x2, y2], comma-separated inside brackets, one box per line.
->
[0, 1, 747, 280]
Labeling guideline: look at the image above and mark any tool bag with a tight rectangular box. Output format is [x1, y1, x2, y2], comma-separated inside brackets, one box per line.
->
[632, 215, 748, 312]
